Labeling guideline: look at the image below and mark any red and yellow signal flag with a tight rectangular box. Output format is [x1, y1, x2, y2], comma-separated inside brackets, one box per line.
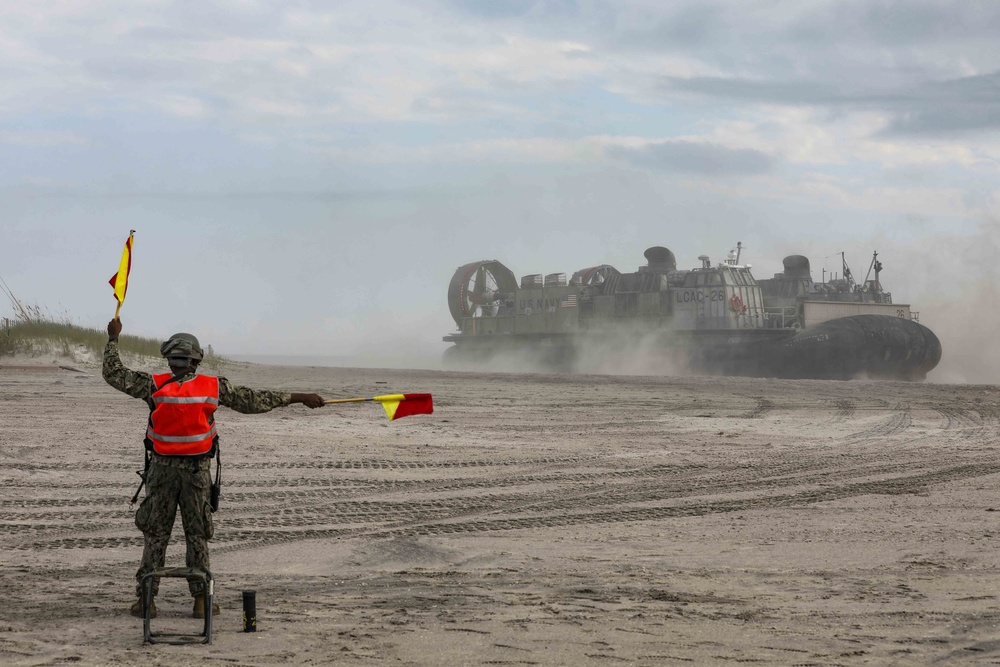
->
[108, 230, 135, 317]
[374, 393, 433, 420]
[324, 393, 434, 420]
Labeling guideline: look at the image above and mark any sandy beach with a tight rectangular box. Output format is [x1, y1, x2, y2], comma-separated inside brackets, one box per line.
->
[2, 357, 999, 665]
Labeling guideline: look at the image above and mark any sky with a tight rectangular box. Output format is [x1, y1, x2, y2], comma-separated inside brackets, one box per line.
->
[1, 0, 998, 380]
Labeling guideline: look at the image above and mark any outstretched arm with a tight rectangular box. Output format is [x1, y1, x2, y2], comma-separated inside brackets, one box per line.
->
[218, 379, 325, 413]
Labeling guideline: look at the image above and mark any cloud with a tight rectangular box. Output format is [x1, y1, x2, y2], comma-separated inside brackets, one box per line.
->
[662, 71, 1000, 138]
[446, 0, 540, 19]
[607, 140, 777, 176]
[152, 94, 213, 119]
[0, 130, 89, 147]
[878, 72, 1000, 136]
[788, 1, 1000, 48]
[444, 0, 579, 21]
[666, 76, 842, 106]
[602, 1, 1000, 145]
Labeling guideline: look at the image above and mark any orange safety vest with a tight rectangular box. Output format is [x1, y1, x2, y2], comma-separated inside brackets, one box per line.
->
[147, 374, 220, 456]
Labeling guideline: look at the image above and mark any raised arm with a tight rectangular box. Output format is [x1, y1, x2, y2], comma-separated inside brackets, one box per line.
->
[102, 318, 155, 404]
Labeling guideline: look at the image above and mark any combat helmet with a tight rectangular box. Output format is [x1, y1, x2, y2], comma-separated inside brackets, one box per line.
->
[160, 332, 204, 362]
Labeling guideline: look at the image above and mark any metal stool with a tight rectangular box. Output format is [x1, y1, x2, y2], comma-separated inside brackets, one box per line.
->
[141, 567, 213, 645]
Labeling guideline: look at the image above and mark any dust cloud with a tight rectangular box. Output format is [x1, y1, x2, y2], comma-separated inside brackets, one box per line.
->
[441, 326, 696, 377]
[921, 296, 1000, 384]
[571, 327, 693, 377]
[896, 220, 1000, 384]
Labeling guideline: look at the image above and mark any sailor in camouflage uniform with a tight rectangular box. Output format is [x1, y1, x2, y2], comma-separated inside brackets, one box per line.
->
[103, 318, 325, 619]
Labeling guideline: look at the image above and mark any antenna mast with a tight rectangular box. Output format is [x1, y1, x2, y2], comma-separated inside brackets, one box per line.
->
[841, 252, 856, 290]
[863, 251, 883, 293]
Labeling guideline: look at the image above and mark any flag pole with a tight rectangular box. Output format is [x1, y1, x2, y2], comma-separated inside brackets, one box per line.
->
[323, 393, 433, 420]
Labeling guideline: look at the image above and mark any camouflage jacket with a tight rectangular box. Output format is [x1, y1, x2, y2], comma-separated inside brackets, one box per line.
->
[103, 339, 293, 468]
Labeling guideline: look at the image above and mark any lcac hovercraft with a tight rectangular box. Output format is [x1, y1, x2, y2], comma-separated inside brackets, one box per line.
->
[442, 244, 941, 380]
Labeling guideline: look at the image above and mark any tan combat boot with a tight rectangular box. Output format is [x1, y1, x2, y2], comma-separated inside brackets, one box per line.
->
[130, 597, 157, 618]
[192, 595, 220, 619]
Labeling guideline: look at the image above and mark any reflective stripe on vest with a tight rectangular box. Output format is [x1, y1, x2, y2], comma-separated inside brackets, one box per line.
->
[154, 396, 220, 405]
[148, 424, 217, 443]
[148, 373, 219, 456]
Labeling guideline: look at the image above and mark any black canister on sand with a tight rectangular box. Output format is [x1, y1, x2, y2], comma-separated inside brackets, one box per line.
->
[242, 590, 257, 632]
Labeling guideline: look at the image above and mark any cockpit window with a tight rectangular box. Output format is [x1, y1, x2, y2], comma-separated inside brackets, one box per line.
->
[708, 272, 722, 286]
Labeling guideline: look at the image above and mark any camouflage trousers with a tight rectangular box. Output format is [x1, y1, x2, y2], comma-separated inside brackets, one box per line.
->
[134, 456, 214, 598]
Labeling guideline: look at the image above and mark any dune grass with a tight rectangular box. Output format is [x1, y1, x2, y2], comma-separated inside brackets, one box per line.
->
[0, 318, 159, 357]
[0, 317, 227, 370]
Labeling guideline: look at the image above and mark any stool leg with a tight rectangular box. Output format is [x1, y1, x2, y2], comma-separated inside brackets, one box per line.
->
[143, 575, 154, 643]
[203, 574, 213, 644]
